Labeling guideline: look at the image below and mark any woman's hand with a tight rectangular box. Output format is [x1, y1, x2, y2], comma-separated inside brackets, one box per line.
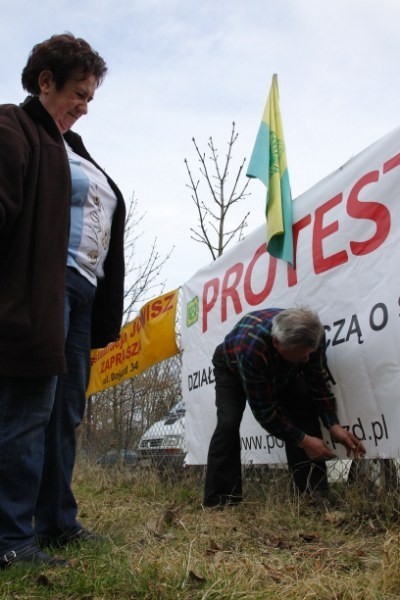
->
[329, 424, 366, 458]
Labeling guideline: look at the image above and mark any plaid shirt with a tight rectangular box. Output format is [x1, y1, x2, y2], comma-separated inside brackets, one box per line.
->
[214, 308, 339, 444]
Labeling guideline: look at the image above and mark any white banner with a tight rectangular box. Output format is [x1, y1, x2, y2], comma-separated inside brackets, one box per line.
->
[182, 126, 400, 465]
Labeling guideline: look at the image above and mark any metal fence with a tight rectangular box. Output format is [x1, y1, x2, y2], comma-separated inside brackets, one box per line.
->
[78, 351, 400, 493]
[79, 352, 183, 465]
[78, 282, 399, 490]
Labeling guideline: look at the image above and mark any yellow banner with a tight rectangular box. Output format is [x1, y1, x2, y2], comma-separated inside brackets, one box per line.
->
[86, 289, 179, 396]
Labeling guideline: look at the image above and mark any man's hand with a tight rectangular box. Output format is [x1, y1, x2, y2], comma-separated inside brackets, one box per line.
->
[329, 424, 366, 458]
[298, 435, 337, 461]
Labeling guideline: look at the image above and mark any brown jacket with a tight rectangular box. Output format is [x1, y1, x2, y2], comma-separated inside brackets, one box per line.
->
[0, 96, 125, 377]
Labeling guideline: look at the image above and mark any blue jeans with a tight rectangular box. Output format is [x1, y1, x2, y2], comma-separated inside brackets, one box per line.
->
[0, 268, 95, 552]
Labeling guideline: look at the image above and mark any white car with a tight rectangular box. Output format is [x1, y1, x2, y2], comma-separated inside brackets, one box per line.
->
[137, 400, 186, 468]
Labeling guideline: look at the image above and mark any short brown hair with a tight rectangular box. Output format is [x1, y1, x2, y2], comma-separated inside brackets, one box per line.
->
[21, 33, 107, 95]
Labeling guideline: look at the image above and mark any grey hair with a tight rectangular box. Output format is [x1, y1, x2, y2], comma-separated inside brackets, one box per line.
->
[271, 307, 324, 349]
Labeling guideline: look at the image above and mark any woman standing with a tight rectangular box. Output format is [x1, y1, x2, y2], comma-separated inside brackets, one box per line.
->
[0, 33, 125, 568]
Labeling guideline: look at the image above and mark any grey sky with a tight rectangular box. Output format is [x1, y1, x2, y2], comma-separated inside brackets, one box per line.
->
[1, 0, 399, 296]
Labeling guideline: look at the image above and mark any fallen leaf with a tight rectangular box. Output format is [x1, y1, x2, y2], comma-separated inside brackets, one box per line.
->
[146, 519, 165, 538]
[36, 574, 52, 588]
[206, 538, 223, 554]
[323, 511, 347, 524]
[299, 532, 320, 543]
[188, 570, 206, 584]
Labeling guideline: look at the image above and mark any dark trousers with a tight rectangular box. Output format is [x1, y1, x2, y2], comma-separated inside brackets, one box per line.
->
[204, 356, 328, 507]
[34, 268, 95, 539]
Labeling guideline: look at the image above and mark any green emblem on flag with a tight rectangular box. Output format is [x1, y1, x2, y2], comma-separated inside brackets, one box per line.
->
[269, 131, 285, 176]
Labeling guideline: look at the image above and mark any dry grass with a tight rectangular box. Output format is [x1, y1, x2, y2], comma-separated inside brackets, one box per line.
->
[1, 463, 400, 599]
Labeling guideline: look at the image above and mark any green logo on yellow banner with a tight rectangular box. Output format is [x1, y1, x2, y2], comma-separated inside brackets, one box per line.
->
[186, 296, 199, 327]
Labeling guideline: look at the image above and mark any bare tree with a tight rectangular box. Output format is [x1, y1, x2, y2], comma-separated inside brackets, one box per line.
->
[84, 354, 182, 458]
[184, 121, 251, 260]
[123, 194, 174, 322]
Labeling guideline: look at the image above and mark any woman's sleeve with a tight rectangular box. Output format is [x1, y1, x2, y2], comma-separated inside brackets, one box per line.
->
[0, 113, 29, 232]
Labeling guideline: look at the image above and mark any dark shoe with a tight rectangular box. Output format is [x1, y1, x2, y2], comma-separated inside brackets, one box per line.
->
[203, 494, 242, 508]
[299, 489, 336, 513]
[38, 527, 108, 548]
[0, 543, 68, 569]
[63, 527, 108, 546]
[309, 489, 336, 509]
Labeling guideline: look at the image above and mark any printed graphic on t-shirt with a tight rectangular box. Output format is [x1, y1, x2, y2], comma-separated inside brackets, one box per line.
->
[86, 181, 111, 268]
[65, 144, 117, 285]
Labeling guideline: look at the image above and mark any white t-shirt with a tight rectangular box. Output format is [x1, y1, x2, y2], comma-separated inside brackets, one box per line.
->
[65, 142, 117, 286]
